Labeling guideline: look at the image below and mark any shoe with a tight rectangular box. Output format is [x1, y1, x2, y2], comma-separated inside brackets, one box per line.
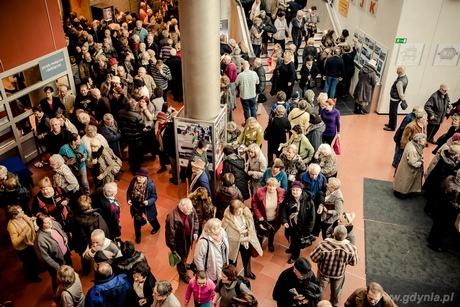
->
[285, 248, 292, 254]
[393, 191, 406, 199]
[428, 244, 443, 252]
[28, 276, 42, 283]
[427, 139, 437, 145]
[157, 166, 167, 174]
[114, 176, 120, 182]
[287, 258, 297, 264]
[245, 273, 256, 280]
[135, 238, 141, 244]
[384, 123, 390, 127]
[181, 276, 191, 284]
[151, 227, 160, 235]
[361, 108, 369, 114]
[169, 178, 178, 185]
[268, 244, 275, 252]
[383, 127, 395, 131]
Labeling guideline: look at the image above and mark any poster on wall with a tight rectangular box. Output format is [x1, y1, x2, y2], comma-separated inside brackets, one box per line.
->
[176, 122, 213, 168]
[433, 43, 460, 66]
[396, 44, 424, 66]
[353, 27, 388, 81]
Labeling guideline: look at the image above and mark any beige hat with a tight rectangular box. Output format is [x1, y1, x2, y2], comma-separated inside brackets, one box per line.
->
[368, 59, 377, 68]
[191, 159, 205, 170]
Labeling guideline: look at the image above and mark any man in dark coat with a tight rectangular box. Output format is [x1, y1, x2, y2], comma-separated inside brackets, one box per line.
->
[384, 66, 408, 131]
[323, 48, 345, 99]
[45, 118, 72, 155]
[273, 257, 320, 307]
[118, 98, 145, 173]
[162, 113, 179, 184]
[90, 182, 122, 240]
[222, 145, 250, 200]
[165, 198, 199, 284]
[166, 49, 183, 102]
[424, 83, 450, 144]
[91, 88, 111, 121]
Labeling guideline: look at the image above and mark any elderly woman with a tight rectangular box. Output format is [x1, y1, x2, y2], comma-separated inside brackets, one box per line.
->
[277, 50, 296, 99]
[32, 177, 70, 224]
[214, 173, 244, 220]
[267, 105, 291, 166]
[135, 96, 156, 158]
[72, 195, 110, 275]
[127, 167, 160, 244]
[222, 145, 250, 200]
[261, 158, 289, 191]
[7, 205, 42, 282]
[393, 133, 427, 199]
[50, 154, 81, 203]
[321, 99, 341, 145]
[99, 113, 123, 158]
[326, 212, 356, 245]
[280, 181, 316, 264]
[282, 124, 315, 164]
[270, 90, 290, 118]
[87, 137, 120, 187]
[153, 280, 181, 307]
[54, 265, 85, 307]
[34, 214, 73, 292]
[213, 264, 254, 307]
[246, 143, 268, 195]
[317, 92, 328, 113]
[251, 178, 286, 252]
[299, 55, 320, 95]
[318, 178, 344, 239]
[132, 262, 157, 307]
[81, 124, 109, 153]
[288, 99, 310, 135]
[314, 143, 338, 179]
[250, 16, 264, 57]
[236, 117, 263, 148]
[306, 113, 326, 154]
[222, 200, 262, 280]
[194, 218, 229, 283]
[59, 133, 90, 195]
[280, 144, 307, 182]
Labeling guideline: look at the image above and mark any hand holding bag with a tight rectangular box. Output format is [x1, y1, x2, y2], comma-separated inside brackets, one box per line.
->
[333, 137, 341, 155]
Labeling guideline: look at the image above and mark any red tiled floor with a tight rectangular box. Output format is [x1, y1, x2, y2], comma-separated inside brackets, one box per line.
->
[0, 95, 451, 306]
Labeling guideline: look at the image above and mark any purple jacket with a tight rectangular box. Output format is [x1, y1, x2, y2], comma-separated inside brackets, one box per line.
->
[321, 108, 341, 137]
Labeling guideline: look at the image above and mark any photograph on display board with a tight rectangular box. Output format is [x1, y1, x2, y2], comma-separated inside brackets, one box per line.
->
[176, 122, 213, 167]
[433, 43, 460, 66]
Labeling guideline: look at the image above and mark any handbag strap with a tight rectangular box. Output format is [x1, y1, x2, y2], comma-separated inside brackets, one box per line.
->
[292, 111, 306, 120]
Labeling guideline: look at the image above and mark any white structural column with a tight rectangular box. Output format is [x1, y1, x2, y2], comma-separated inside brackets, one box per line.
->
[179, 0, 221, 120]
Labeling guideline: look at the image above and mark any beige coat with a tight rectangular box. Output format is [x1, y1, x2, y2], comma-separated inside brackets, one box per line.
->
[87, 147, 117, 184]
[393, 140, 424, 194]
[222, 207, 263, 262]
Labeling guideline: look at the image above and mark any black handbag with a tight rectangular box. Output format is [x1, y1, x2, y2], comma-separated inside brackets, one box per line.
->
[263, 118, 273, 141]
[257, 93, 267, 103]
[134, 214, 147, 226]
[255, 219, 275, 237]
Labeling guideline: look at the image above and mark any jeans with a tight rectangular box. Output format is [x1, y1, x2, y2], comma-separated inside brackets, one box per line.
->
[252, 44, 261, 57]
[194, 302, 211, 307]
[79, 166, 90, 195]
[230, 82, 236, 109]
[323, 76, 339, 98]
[317, 270, 344, 307]
[292, 34, 302, 54]
[241, 97, 257, 121]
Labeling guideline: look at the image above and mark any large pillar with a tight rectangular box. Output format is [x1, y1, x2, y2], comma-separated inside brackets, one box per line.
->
[180, 0, 221, 120]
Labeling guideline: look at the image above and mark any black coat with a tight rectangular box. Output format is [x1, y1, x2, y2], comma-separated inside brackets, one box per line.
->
[40, 97, 66, 118]
[72, 208, 110, 254]
[222, 154, 250, 200]
[273, 267, 320, 307]
[267, 116, 291, 151]
[280, 190, 316, 238]
[90, 187, 122, 238]
[118, 108, 145, 141]
[162, 122, 176, 157]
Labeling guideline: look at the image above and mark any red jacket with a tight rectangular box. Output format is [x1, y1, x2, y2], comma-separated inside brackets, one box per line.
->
[251, 186, 285, 230]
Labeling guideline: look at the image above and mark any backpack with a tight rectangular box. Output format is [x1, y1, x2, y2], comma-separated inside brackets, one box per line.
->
[106, 147, 122, 175]
[218, 275, 251, 297]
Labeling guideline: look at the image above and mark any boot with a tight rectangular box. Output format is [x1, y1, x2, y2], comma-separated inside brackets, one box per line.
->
[353, 102, 362, 114]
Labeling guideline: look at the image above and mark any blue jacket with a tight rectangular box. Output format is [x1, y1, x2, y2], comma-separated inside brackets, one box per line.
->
[299, 171, 327, 201]
[85, 274, 132, 307]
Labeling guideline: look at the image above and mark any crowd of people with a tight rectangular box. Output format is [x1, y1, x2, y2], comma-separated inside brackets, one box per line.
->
[6, 0, 460, 306]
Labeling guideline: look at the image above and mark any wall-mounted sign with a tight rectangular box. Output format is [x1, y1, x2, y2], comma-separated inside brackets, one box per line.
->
[339, 0, 349, 17]
[38, 51, 66, 81]
[395, 38, 407, 44]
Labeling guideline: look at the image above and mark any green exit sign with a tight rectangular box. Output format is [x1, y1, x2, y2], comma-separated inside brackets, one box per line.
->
[395, 38, 407, 44]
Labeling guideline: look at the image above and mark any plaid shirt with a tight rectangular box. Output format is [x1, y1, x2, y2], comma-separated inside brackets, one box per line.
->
[310, 238, 359, 278]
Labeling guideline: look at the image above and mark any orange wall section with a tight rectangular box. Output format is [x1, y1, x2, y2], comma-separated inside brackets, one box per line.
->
[0, 0, 66, 72]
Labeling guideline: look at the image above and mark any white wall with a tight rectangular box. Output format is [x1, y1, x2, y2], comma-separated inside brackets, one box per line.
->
[331, 0, 460, 113]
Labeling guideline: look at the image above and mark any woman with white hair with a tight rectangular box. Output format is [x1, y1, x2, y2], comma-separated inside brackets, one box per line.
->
[49, 154, 81, 204]
[81, 124, 109, 153]
[193, 218, 229, 283]
[250, 17, 264, 57]
[314, 143, 338, 179]
[393, 133, 427, 199]
[279, 144, 307, 182]
[318, 178, 344, 239]
[87, 137, 119, 187]
[153, 280, 181, 307]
